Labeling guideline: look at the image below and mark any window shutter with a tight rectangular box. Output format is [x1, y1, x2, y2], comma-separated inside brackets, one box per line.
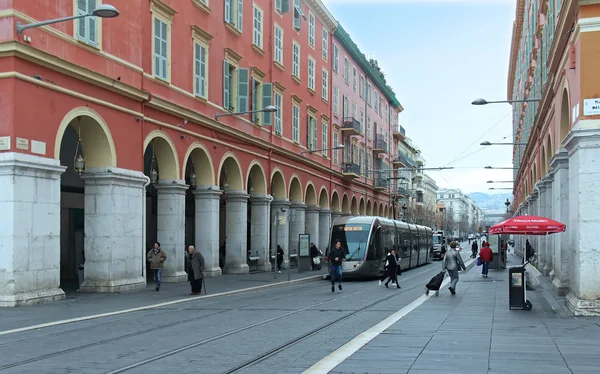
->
[224, 0, 231, 23]
[281, 0, 290, 13]
[237, 0, 243, 32]
[237, 68, 249, 112]
[251, 79, 258, 123]
[87, 0, 97, 45]
[313, 117, 318, 151]
[223, 60, 230, 110]
[262, 83, 273, 125]
[306, 115, 310, 148]
[77, 0, 87, 40]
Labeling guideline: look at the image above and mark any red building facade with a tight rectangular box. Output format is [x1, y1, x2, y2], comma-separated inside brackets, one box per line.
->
[0, 0, 404, 306]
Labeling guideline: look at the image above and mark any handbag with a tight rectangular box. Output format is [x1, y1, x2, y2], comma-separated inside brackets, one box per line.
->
[477, 257, 482, 266]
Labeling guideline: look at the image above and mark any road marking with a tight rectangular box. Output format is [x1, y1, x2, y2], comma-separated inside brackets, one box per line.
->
[303, 257, 475, 374]
[0, 274, 323, 337]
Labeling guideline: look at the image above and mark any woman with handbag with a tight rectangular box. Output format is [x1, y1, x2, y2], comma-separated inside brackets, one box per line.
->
[442, 241, 466, 295]
[479, 242, 493, 278]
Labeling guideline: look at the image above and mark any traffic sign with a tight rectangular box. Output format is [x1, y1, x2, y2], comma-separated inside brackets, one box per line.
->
[478, 227, 483, 233]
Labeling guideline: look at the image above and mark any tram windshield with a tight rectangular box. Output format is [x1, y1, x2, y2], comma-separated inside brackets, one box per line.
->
[331, 224, 371, 261]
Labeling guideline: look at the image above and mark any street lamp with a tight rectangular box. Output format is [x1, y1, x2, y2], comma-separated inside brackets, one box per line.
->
[16, 4, 120, 36]
[487, 180, 513, 183]
[480, 141, 527, 146]
[484, 166, 518, 170]
[300, 144, 344, 155]
[215, 105, 278, 121]
[471, 98, 541, 106]
[489, 187, 513, 190]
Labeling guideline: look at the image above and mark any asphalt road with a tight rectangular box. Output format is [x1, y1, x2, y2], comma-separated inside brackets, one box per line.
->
[0, 250, 472, 374]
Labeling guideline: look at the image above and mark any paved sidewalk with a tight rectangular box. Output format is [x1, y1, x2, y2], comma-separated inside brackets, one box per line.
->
[0, 268, 327, 332]
[331, 253, 600, 374]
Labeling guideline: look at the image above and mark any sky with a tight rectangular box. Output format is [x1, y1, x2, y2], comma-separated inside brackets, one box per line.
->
[321, 0, 517, 194]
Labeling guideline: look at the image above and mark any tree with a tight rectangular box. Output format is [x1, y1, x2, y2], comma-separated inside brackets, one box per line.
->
[411, 204, 437, 228]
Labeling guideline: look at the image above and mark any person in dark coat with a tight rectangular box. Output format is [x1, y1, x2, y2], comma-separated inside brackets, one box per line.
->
[186, 245, 205, 295]
[276, 245, 284, 273]
[384, 248, 400, 289]
[471, 240, 478, 258]
[310, 242, 320, 270]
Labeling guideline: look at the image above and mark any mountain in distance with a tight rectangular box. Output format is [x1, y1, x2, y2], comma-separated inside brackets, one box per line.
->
[467, 192, 513, 213]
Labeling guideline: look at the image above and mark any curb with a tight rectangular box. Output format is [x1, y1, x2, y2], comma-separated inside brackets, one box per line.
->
[0, 274, 324, 337]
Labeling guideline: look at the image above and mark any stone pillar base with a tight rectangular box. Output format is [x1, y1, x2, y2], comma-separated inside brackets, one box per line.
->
[161, 271, 188, 283]
[258, 263, 272, 272]
[542, 265, 552, 277]
[80, 277, 146, 293]
[0, 288, 65, 307]
[548, 269, 555, 281]
[566, 292, 600, 316]
[552, 277, 569, 296]
[202, 266, 223, 278]
[223, 263, 249, 274]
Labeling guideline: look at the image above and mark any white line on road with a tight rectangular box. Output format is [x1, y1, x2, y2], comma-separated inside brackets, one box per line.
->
[303, 257, 476, 374]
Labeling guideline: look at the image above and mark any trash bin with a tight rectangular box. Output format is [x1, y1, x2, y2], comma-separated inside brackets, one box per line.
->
[509, 265, 532, 310]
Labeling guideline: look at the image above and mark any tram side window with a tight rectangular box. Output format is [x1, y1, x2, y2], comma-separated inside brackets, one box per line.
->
[366, 227, 379, 260]
[399, 228, 410, 258]
[382, 227, 395, 255]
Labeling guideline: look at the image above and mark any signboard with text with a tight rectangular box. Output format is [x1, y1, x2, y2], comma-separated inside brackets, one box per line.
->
[299, 234, 310, 257]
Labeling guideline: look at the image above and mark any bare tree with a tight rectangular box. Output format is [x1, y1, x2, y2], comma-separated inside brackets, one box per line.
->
[411, 204, 437, 228]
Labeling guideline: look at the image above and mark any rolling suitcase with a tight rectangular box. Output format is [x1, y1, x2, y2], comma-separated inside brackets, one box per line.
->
[425, 271, 445, 296]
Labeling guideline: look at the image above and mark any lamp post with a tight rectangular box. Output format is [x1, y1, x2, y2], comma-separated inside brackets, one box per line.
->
[484, 166, 519, 170]
[402, 204, 407, 222]
[16, 4, 120, 36]
[487, 180, 513, 183]
[300, 144, 344, 155]
[489, 187, 513, 190]
[215, 105, 278, 121]
[471, 98, 541, 106]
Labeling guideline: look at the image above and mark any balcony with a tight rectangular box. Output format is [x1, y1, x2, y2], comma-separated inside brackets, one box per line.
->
[393, 152, 413, 167]
[392, 125, 406, 140]
[373, 134, 387, 155]
[341, 162, 361, 179]
[396, 186, 410, 196]
[341, 117, 361, 136]
[374, 178, 387, 190]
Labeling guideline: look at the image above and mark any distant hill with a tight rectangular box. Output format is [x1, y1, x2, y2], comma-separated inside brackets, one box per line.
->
[467, 192, 513, 213]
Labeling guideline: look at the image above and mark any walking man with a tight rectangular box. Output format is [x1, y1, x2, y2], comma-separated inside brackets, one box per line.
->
[442, 241, 466, 295]
[329, 239, 345, 292]
[147, 241, 167, 291]
[186, 245, 205, 295]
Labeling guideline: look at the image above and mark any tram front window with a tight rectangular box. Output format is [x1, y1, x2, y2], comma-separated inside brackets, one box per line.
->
[433, 235, 442, 245]
[331, 224, 370, 261]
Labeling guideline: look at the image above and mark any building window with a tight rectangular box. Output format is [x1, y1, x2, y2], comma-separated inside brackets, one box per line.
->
[308, 56, 315, 91]
[360, 147, 365, 174]
[275, 0, 282, 12]
[251, 78, 273, 126]
[333, 131, 339, 164]
[374, 92, 379, 114]
[352, 67, 357, 92]
[76, 0, 99, 46]
[253, 5, 263, 48]
[322, 69, 328, 100]
[367, 83, 372, 106]
[333, 44, 339, 73]
[224, 0, 243, 33]
[361, 110, 365, 134]
[274, 25, 283, 65]
[352, 103, 357, 121]
[307, 114, 317, 150]
[359, 75, 364, 98]
[308, 12, 315, 47]
[292, 103, 300, 143]
[344, 58, 349, 85]
[292, 41, 300, 78]
[343, 95, 349, 118]
[322, 29, 328, 61]
[293, 0, 303, 30]
[322, 120, 328, 156]
[333, 86, 339, 115]
[223, 61, 249, 114]
[193, 41, 208, 98]
[153, 17, 169, 81]
[274, 91, 282, 135]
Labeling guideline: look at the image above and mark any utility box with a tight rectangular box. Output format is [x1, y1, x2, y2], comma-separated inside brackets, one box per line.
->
[509, 265, 532, 310]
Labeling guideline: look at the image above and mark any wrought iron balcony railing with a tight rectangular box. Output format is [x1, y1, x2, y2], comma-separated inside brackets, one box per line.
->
[342, 162, 360, 175]
[374, 133, 387, 151]
[342, 117, 361, 132]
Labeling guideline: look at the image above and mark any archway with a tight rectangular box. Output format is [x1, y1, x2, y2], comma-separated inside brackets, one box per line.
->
[366, 200, 372, 216]
[270, 169, 286, 199]
[319, 187, 329, 208]
[350, 196, 358, 215]
[385, 205, 389, 218]
[247, 161, 267, 270]
[217, 153, 246, 273]
[341, 193, 350, 214]
[374, 201, 379, 217]
[379, 202, 384, 217]
[545, 134, 552, 172]
[269, 169, 287, 269]
[559, 88, 570, 147]
[289, 176, 303, 202]
[57, 109, 117, 290]
[247, 161, 267, 195]
[359, 197, 365, 215]
[331, 191, 341, 212]
[541, 145, 547, 177]
[305, 183, 318, 206]
[144, 131, 180, 282]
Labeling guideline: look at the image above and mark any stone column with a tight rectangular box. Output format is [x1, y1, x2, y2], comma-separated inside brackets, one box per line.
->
[318, 208, 331, 251]
[80, 168, 147, 292]
[270, 199, 290, 268]
[250, 194, 271, 271]
[0, 153, 65, 307]
[342, 212, 352, 217]
[154, 180, 188, 283]
[331, 210, 343, 225]
[289, 202, 306, 259]
[536, 181, 548, 272]
[305, 205, 320, 248]
[564, 126, 600, 315]
[530, 190, 540, 268]
[550, 149, 569, 295]
[543, 174, 554, 277]
[194, 186, 222, 277]
[224, 191, 250, 274]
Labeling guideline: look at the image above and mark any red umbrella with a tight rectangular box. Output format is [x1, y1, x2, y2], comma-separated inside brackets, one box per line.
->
[489, 215, 566, 235]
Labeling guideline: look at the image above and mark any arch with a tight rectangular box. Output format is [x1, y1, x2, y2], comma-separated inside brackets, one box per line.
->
[373, 202, 379, 217]
[305, 182, 318, 206]
[246, 160, 267, 194]
[359, 197, 365, 215]
[318, 187, 329, 208]
[541, 145, 547, 177]
[350, 195, 358, 215]
[559, 87, 570, 147]
[366, 200, 372, 216]
[217, 152, 244, 191]
[384, 205, 388, 218]
[270, 168, 287, 199]
[289, 175, 303, 202]
[144, 130, 180, 180]
[183, 141, 215, 186]
[341, 193, 350, 214]
[331, 190, 341, 212]
[379, 202, 384, 217]
[545, 134, 552, 173]
[55, 107, 117, 168]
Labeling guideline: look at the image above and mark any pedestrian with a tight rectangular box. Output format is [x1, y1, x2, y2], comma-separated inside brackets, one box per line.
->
[479, 241, 493, 278]
[378, 248, 391, 286]
[147, 241, 167, 292]
[310, 242, 319, 271]
[471, 240, 478, 258]
[276, 245, 284, 273]
[186, 245, 205, 295]
[442, 241, 466, 295]
[384, 248, 401, 289]
[328, 239, 345, 292]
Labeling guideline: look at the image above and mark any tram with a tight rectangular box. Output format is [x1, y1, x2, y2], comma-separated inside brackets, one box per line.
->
[326, 216, 433, 279]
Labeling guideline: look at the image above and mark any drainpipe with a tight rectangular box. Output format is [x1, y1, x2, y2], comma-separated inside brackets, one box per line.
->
[141, 175, 151, 279]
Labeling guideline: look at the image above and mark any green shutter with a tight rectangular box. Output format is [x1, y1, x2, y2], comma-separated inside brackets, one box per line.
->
[223, 60, 230, 110]
[237, 0, 243, 32]
[306, 115, 310, 148]
[224, 0, 231, 23]
[251, 78, 258, 123]
[237, 68, 249, 112]
[77, 0, 87, 40]
[313, 117, 318, 151]
[262, 83, 273, 125]
[281, 0, 290, 13]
